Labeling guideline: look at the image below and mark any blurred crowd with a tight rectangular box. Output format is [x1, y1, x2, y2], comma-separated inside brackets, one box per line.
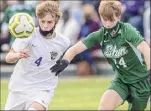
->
[0, 0, 150, 76]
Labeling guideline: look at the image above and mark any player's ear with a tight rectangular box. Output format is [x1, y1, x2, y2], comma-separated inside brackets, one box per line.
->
[55, 11, 62, 24]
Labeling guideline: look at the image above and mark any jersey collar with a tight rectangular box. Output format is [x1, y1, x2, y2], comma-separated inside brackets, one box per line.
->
[104, 21, 121, 37]
[104, 29, 122, 35]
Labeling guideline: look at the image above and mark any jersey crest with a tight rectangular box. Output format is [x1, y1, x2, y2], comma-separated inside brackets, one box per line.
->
[50, 51, 58, 60]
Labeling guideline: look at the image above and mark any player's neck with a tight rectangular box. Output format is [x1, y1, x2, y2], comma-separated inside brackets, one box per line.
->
[45, 32, 56, 39]
[104, 21, 120, 37]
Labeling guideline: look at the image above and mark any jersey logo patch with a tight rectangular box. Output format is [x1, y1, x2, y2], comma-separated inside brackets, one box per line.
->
[50, 51, 58, 60]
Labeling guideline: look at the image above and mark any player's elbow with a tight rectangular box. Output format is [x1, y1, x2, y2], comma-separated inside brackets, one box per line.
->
[137, 41, 150, 55]
[5, 54, 12, 63]
[5, 53, 17, 63]
[142, 46, 150, 57]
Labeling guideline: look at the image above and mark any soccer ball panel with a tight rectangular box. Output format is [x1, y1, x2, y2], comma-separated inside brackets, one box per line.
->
[9, 13, 35, 38]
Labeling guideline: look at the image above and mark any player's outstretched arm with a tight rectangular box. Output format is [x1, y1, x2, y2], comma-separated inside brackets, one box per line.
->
[50, 41, 87, 76]
[137, 41, 150, 70]
[5, 48, 29, 63]
[63, 41, 88, 62]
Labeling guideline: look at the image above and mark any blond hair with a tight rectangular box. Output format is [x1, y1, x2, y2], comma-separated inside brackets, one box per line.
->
[36, 1, 62, 23]
[99, 0, 122, 21]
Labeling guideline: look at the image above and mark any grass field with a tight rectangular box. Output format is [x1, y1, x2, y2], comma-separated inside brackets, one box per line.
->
[1, 77, 150, 110]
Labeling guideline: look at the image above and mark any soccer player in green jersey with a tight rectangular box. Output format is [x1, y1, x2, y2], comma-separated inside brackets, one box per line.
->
[50, 0, 150, 110]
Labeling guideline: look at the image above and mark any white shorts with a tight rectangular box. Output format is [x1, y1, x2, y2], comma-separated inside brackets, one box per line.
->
[4, 90, 54, 110]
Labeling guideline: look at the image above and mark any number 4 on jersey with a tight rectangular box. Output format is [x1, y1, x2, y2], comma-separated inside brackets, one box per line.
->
[113, 57, 127, 68]
[35, 57, 42, 66]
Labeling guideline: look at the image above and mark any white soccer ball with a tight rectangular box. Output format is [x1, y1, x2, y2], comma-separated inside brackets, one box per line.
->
[8, 12, 35, 38]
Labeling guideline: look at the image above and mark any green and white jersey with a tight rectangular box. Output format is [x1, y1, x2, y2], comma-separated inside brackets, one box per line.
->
[82, 21, 148, 84]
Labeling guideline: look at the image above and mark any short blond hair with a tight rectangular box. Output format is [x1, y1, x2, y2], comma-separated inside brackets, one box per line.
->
[36, 1, 62, 23]
[99, 0, 122, 21]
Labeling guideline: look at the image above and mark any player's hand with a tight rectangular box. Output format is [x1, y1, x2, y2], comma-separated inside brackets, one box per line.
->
[17, 49, 29, 59]
[50, 59, 69, 76]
